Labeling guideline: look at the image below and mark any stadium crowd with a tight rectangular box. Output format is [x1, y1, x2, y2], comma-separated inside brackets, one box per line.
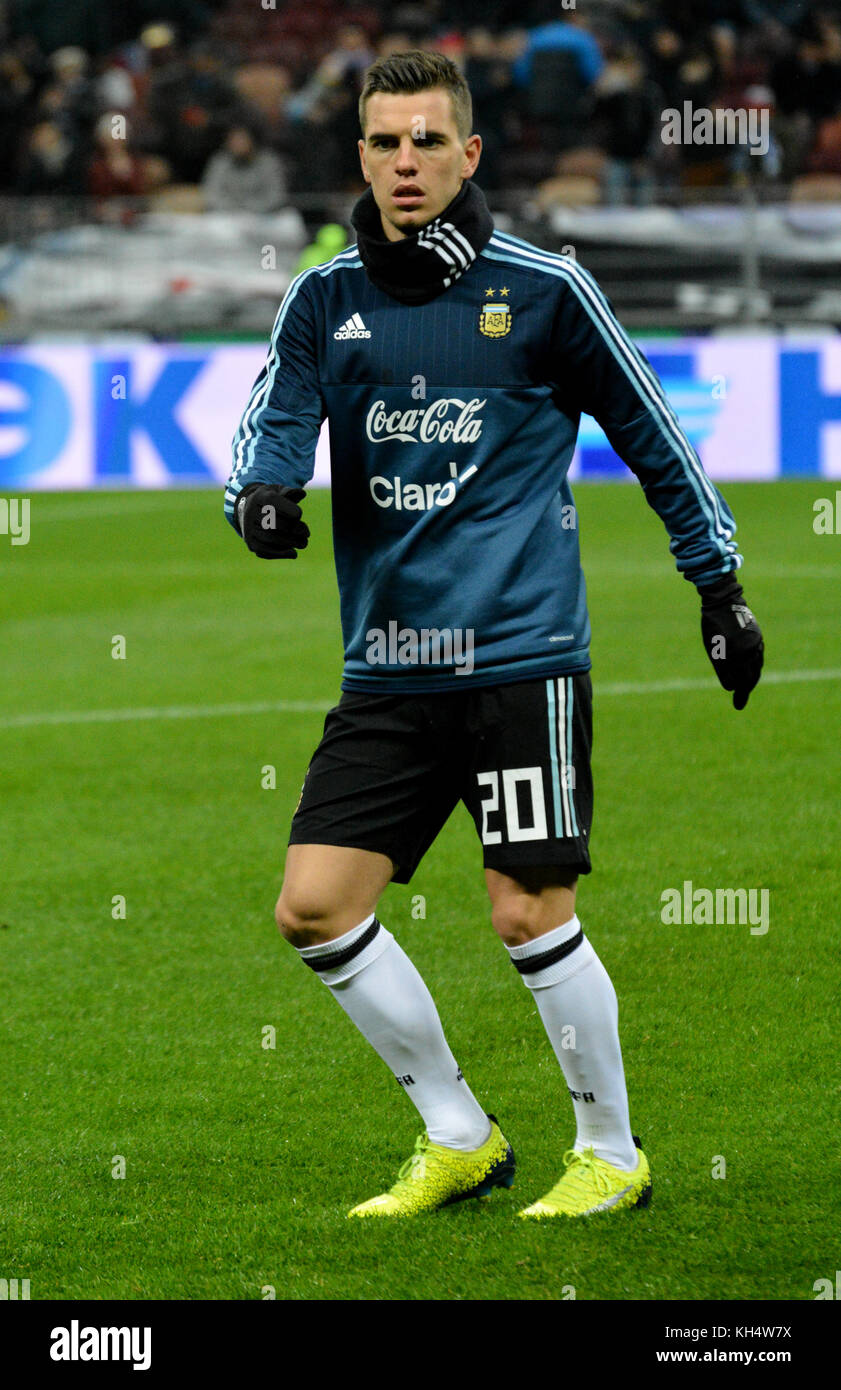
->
[1, 0, 840, 212]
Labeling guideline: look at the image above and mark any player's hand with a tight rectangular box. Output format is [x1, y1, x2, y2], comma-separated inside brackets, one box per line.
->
[234, 483, 309, 559]
[699, 576, 764, 710]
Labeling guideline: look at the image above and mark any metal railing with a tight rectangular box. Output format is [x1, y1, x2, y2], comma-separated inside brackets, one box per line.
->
[1, 185, 839, 338]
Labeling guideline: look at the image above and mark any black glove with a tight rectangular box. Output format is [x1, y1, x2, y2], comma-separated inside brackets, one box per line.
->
[699, 575, 764, 710]
[234, 483, 309, 559]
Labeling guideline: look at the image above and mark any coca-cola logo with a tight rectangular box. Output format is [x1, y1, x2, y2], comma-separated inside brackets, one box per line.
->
[366, 397, 485, 444]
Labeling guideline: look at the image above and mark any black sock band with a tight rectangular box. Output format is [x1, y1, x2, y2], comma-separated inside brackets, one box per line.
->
[301, 917, 382, 973]
[508, 927, 584, 976]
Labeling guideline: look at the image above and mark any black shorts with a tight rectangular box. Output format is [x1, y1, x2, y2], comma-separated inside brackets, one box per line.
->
[289, 672, 593, 883]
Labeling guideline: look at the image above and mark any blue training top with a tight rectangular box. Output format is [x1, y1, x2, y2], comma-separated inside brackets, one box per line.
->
[225, 226, 741, 692]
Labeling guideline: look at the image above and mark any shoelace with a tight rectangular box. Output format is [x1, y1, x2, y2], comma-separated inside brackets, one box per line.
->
[560, 1147, 613, 1198]
[395, 1134, 430, 1186]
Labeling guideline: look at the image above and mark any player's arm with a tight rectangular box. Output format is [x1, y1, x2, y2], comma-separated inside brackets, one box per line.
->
[224, 272, 325, 559]
[550, 266, 763, 708]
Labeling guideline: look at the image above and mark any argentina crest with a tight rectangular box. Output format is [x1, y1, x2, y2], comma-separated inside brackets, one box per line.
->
[479, 287, 512, 338]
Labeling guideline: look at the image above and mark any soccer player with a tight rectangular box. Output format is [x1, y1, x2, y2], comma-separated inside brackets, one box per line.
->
[225, 52, 764, 1218]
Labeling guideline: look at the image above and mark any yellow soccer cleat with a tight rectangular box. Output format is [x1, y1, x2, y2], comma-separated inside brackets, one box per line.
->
[519, 1136, 651, 1219]
[348, 1115, 515, 1217]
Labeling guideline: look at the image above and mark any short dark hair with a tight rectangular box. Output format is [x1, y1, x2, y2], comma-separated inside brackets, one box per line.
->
[358, 50, 473, 143]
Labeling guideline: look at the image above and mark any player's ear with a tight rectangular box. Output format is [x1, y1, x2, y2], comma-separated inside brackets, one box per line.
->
[462, 133, 482, 180]
[358, 138, 371, 183]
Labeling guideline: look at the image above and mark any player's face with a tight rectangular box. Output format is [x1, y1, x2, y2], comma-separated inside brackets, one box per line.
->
[358, 89, 481, 242]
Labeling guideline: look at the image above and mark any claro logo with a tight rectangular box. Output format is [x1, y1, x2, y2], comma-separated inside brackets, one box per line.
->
[365, 397, 485, 444]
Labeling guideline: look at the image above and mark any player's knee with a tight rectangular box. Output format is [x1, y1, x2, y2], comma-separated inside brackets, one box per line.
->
[490, 890, 576, 946]
[489, 867, 578, 946]
[275, 890, 336, 947]
[491, 899, 541, 947]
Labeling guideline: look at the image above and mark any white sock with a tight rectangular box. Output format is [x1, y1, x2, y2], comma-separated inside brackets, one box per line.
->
[507, 915, 638, 1170]
[296, 915, 492, 1152]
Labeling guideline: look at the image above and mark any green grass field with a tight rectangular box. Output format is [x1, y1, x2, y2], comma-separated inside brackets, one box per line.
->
[2, 480, 839, 1301]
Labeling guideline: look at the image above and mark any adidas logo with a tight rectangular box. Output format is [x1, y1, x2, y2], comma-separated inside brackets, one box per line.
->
[334, 312, 371, 340]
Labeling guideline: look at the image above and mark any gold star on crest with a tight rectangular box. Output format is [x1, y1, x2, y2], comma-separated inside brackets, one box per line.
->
[499, 286, 509, 296]
[485, 287, 495, 296]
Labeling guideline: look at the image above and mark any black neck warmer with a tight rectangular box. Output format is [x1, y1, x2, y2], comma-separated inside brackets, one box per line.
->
[350, 179, 495, 305]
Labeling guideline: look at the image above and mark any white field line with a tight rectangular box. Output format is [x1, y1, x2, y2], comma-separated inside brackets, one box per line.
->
[23, 498, 201, 523]
[0, 699, 333, 729]
[0, 668, 838, 731]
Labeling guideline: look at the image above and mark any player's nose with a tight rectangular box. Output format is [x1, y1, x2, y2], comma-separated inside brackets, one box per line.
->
[394, 136, 419, 171]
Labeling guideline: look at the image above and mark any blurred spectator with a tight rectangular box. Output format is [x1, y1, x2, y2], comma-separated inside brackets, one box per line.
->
[463, 28, 515, 190]
[295, 223, 349, 273]
[284, 26, 376, 197]
[38, 46, 98, 146]
[807, 107, 841, 174]
[17, 119, 86, 193]
[3, 0, 840, 207]
[647, 26, 685, 106]
[141, 27, 244, 182]
[0, 49, 38, 188]
[668, 38, 728, 186]
[725, 86, 781, 181]
[590, 45, 662, 205]
[511, 7, 605, 153]
[671, 39, 721, 114]
[374, 31, 419, 60]
[96, 54, 139, 114]
[512, 8, 605, 92]
[296, 70, 368, 195]
[771, 10, 841, 119]
[286, 25, 374, 123]
[201, 124, 287, 212]
[87, 112, 146, 198]
[233, 62, 295, 149]
[769, 10, 841, 179]
[535, 145, 605, 212]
